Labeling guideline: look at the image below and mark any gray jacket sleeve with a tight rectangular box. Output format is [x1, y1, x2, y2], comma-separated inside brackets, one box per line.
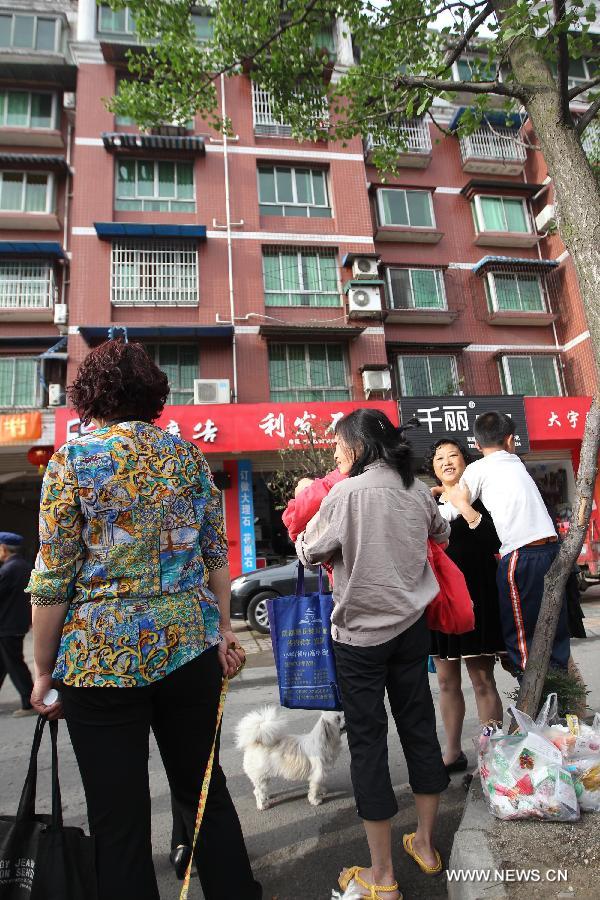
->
[297, 492, 345, 565]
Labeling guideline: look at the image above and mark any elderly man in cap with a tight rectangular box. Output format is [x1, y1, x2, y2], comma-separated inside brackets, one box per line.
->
[0, 531, 35, 716]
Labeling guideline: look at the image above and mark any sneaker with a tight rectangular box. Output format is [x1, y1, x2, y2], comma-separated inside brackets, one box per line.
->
[12, 707, 36, 718]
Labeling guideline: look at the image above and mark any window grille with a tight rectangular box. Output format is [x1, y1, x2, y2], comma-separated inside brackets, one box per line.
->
[500, 355, 562, 397]
[0, 261, 54, 309]
[262, 246, 340, 307]
[145, 343, 198, 404]
[460, 128, 527, 164]
[0, 357, 39, 407]
[386, 268, 446, 310]
[252, 85, 293, 136]
[111, 240, 198, 306]
[268, 343, 350, 402]
[365, 119, 432, 156]
[397, 355, 458, 396]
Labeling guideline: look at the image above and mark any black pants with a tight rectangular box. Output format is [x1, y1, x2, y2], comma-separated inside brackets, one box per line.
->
[61, 648, 261, 900]
[333, 615, 449, 821]
[0, 635, 34, 708]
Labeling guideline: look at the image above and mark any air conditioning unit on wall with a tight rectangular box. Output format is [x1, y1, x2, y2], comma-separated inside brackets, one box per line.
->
[352, 257, 379, 279]
[48, 383, 65, 406]
[193, 379, 231, 404]
[362, 369, 391, 396]
[347, 285, 382, 318]
[54, 304, 68, 325]
[535, 204, 556, 232]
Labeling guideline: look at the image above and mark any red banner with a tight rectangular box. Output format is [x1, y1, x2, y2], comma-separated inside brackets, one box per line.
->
[524, 397, 592, 445]
[54, 400, 400, 454]
[0, 411, 42, 444]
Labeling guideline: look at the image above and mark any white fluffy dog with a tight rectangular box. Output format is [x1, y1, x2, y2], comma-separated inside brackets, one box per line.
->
[236, 705, 345, 810]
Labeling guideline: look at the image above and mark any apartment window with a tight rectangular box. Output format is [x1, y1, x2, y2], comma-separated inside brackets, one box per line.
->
[377, 188, 434, 228]
[98, 4, 136, 35]
[0, 90, 55, 129]
[145, 344, 198, 404]
[454, 57, 496, 82]
[397, 355, 458, 396]
[258, 166, 331, 218]
[486, 273, 546, 312]
[193, 14, 214, 43]
[111, 240, 198, 306]
[0, 357, 39, 407]
[550, 57, 597, 90]
[0, 172, 53, 213]
[0, 261, 54, 309]
[472, 195, 530, 233]
[500, 355, 562, 397]
[115, 160, 194, 212]
[262, 248, 339, 307]
[269, 343, 349, 402]
[0, 13, 59, 51]
[387, 268, 446, 310]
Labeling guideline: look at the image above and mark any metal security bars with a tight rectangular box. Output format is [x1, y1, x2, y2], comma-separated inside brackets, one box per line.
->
[0, 357, 39, 407]
[111, 240, 199, 306]
[500, 355, 562, 397]
[364, 119, 432, 156]
[386, 267, 447, 310]
[0, 261, 54, 308]
[459, 128, 527, 165]
[262, 246, 340, 307]
[252, 85, 293, 136]
[268, 343, 350, 402]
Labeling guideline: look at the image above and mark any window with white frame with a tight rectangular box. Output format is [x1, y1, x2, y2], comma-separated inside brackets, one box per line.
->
[111, 240, 198, 306]
[98, 5, 212, 42]
[0, 12, 60, 51]
[0, 90, 56, 129]
[500, 355, 562, 396]
[377, 188, 435, 228]
[0, 357, 39, 407]
[145, 343, 198, 404]
[268, 343, 349, 402]
[485, 272, 546, 313]
[262, 247, 339, 307]
[387, 268, 446, 310]
[0, 172, 53, 213]
[115, 159, 194, 212]
[472, 195, 531, 233]
[0, 261, 54, 309]
[258, 166, 331, 218]
[397, 355, 458, 396]
[453, 56, 497, 82]
[550, 57, 597, 91]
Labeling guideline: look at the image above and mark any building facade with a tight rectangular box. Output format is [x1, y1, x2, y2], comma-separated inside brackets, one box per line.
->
[0, 0, 598, 575]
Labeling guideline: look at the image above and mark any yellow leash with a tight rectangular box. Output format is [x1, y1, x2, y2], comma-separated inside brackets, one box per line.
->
[179, 676, 229, 900]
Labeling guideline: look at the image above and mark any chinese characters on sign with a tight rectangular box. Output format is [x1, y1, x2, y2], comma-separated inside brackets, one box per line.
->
[547, 410, 580, 430]
[0, 412, 42, 444]
[238, 459, 256, 574]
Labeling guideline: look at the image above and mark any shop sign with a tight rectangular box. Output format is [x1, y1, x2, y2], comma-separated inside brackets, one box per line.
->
[0, 411, 42, 444]
[55, 401, 399, 453]
[398, 395, 529, 458]
[238, 460, 257, 573]
[524, 397, 592, 443]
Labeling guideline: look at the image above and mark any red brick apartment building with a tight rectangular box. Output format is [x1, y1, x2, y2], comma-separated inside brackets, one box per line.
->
[0, 0, 598, 576]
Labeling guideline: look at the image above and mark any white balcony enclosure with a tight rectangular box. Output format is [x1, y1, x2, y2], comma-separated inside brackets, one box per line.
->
[459, 127, 527, 175]
[364, 119, 432, 168]
[0, 260, 55, 320]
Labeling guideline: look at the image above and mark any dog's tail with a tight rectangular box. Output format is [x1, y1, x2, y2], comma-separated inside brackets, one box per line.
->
[235, 705, 287, 749]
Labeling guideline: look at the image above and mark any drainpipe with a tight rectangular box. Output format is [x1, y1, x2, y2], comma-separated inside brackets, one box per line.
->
[61, 120, 73, 310]
[220, 73, 238, 403]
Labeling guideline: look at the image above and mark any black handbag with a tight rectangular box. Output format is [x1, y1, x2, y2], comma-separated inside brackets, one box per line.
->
[0, 715, 97, 900]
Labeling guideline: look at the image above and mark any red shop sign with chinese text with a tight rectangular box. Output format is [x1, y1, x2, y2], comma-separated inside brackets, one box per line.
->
[54, 400, 400, 453]
[524, 397, 592, 444]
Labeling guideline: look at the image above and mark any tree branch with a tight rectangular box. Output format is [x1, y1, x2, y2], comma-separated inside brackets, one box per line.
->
[393, 73, 524, 99]
[568, 75, 600, 100]
[441, 1, 493, 71]
[553, 0, 572, 125]
[576, 96, 600, 135]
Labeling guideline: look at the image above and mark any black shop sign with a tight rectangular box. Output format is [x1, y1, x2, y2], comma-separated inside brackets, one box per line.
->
[398, 395, 530, 459]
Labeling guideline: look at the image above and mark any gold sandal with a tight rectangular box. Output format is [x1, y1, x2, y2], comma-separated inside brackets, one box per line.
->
[338, 866, 401, 899]
[402, 833, 443, 875]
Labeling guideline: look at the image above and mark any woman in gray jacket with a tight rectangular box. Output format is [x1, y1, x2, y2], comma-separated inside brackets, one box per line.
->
[297, 409, 450, 900]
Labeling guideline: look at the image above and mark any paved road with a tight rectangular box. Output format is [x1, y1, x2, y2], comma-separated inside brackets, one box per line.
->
[1, 588, 599, 900]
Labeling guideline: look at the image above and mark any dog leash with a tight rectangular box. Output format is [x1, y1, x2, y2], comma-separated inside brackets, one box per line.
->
[179, 675, 229, 900]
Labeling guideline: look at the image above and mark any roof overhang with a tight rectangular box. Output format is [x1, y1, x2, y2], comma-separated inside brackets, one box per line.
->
[460, 179, 542, 200]
[258, 324, 365, 341]
[0, 153, 68, 173]
[78, 326, 233, 345]
[94, 223, 207, 240]
[449, 107, 526, 132]
[0, 241, 65, 258]
[101, 132, 205, 155]
[472, 255, 560, 275]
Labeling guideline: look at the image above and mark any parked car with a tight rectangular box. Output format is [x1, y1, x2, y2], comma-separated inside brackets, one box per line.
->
[230, 559, 330, 634]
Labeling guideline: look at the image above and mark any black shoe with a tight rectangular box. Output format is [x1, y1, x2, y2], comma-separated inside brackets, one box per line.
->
[169, 845, 192, 880]
[445, 751, 468, 774]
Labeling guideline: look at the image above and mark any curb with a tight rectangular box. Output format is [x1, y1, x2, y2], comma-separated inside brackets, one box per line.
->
[448, 776, 508, 900]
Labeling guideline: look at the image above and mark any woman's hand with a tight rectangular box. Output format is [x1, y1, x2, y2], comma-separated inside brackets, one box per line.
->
[218, 629, 247, 678]
[30, 673, 63, 720]
[446, 482, 472, 511]
[295, 477, 314, 498]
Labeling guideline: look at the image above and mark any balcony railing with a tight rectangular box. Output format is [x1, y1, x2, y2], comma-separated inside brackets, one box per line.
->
[364, 119, 432, 167]
[252, 85, 292, 136]
[582, 120, 599, 165]
[0, 262, 54, 309]
[459, 127, 527, 174]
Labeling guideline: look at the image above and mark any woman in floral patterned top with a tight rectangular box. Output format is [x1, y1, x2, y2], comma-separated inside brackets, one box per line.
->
[28, 340, 262, 900]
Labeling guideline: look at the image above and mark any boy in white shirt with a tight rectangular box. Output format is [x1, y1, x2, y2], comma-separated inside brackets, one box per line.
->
[447, 410, 570, 675]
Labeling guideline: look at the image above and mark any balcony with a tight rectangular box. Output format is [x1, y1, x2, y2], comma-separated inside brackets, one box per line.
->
[459, 128, 527, 175]
[582, 120, 599, 166]
[364, 119, 432, 168]
[251, 84, 292, 137]
[0, 261, 55, 321]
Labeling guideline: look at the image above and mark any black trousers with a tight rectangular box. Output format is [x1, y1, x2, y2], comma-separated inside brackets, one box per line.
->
[0, 635, 34, 708]
[333, 615, 449, 821]
[61, 648, 261, 900]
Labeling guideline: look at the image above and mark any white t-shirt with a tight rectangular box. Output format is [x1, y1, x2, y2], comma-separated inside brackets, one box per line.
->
[461, 451, 556, 557]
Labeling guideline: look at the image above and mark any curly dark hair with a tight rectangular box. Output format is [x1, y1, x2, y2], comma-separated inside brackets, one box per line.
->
[425, 438, 473, 484]
[68, 340, 170, 425]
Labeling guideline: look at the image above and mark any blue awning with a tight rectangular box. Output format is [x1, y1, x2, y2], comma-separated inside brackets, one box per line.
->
[79, 325, 233, 344]
[449, 107, 525, 132]
[0, 241, 65, 258]
[94, 223, 207, 240]
[472, 256, 560, 274]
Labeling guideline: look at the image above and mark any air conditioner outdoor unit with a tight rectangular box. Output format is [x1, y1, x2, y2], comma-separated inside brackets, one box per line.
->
[54, 304, 68, 325]
[63, 92, 76, 110]
[535, 204, 556, 232]
[362, 369, 391, 395]
[193, 379, 231, 404]
[48, 383, 65, 407]
[352, 257, 379, 279]
[347, 285, 382, 318]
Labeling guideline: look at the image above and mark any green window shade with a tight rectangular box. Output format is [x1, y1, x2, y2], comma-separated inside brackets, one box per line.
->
[287, 345, 308, 388]
[193, 14, 214, 42]
[295, 169, 311, 204]
[312, 171, 326, 206]
[324, 345, 345, 386]
[428, 356, 456, 394]
[0, 15, 10, 45]
[316, 27, 335, 53]
[6, 92, 28, 127]
[281, 253, 300, 291]
[411, 270, 441, 307]
[494, 275, 521, 310]
[301, 254, 320, 292]
[532, 357, 560, 395]
[406, 191, 432, 227]
[158, 162, 175, 199]
[518, 277, 544, 311]
[147, 344, 198, 403]
[117, 161, 135, 197]
[14, 359, 37, 406]
[176, 163, 193, 199]
[275, 168, 294, 203]
[381, 190, 408, 225]
[268, 344, 288, 391]
[319, 254, 338, 292]
[36, 18, 56, 51]
[503, 199, 528, 232]
[262, 254, 281, 291]
[137, 162, 154, 197]
[13, 16, 34, 48]
[25, 174, 48, 212]
[389, 269, 411, 308]
[507, 357, 536, 394]
[308, 345, 328, 386]
[1, 174, 23, 210]
[479, 197, 505, 230]
[400, 357, 430, 395]
[493, 275, 544, 311]
[30, 93, 53, 128]
[258, 169, 276, 204]
[0, 359, 12, 404]
[456, 59, 473, 81]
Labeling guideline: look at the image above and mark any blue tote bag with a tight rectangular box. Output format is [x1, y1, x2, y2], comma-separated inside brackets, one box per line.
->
[267, 563, 342, 711]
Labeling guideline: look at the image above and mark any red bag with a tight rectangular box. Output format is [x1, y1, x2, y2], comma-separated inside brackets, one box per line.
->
[425, 539, 475, 634]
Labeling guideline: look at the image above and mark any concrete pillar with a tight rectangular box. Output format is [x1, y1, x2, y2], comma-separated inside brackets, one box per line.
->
[77, 0, 97, 42]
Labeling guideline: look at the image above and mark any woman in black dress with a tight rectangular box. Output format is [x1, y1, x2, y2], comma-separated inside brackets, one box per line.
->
[427, 439, 505, 773]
